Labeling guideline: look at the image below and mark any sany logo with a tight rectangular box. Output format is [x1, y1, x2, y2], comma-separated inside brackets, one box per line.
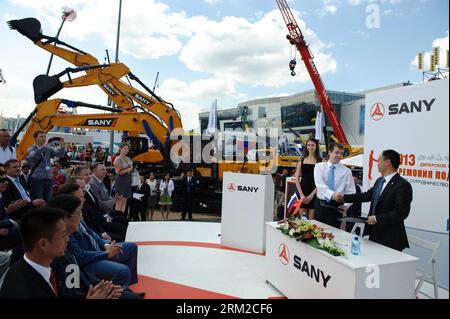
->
[227, 183, 259, 193]
[370, 103, 385, 121]
[82, 118, 118, 127]
[278, 243, 290, 265]
[227, 183, 237, 192]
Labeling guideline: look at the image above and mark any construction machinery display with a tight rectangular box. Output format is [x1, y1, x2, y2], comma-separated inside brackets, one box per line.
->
[7, 1, 362, 214]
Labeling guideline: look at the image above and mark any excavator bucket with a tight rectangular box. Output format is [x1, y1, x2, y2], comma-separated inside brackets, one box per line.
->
[7, 18, 44, 42]
[33, 75, 64, 104]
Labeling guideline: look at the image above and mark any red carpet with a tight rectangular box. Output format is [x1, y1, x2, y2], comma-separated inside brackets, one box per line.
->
[129, 275, 239, 299]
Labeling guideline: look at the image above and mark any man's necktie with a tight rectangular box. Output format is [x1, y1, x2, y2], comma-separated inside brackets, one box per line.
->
[326, 165, 336, 192]
[370, 177, 386, 215]
[79, 223, 100, 251]
[50, 270, 59, 297]
[14, 178, 31, 202]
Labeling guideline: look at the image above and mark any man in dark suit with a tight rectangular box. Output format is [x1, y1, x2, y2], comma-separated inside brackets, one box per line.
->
[74, 167, 128, 228]
[130, 175, 150, 221]
[48, 195, 135, 299]
[181, 170, 198, 221]
[0, 207, 67, 299]
[58, 180, 127, 242]
[2, 159, 46, 220]
[19, 162, 31, 192]
[0, 170, 21, 252]
[337, 150, 413, 251]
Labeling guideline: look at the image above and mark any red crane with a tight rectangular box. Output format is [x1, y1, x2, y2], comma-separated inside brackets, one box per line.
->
[276, 0, 349, 145]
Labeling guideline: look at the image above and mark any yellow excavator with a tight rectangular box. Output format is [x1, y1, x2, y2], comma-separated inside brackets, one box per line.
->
[8, 17, 277, 176]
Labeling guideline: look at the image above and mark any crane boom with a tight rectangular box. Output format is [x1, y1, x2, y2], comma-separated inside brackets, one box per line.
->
[276, 0, 349, 145]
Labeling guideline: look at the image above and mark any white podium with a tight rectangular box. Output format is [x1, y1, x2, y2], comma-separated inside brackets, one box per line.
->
[265, 222, 418, 299]
[221, 172, 274, 254]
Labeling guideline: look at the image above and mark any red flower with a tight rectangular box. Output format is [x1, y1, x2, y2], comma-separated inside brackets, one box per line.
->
[303, 233, 314, 240]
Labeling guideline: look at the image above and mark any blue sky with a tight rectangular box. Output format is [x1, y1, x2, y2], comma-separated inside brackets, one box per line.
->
[0, 0, 448, 130]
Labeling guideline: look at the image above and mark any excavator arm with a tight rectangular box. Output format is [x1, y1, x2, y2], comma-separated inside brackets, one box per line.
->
[16, 99, 169, 163]
[8, 17, 182, 131]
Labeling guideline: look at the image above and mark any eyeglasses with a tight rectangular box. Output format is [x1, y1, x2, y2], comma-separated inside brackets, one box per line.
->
[0, 177, 8, 183]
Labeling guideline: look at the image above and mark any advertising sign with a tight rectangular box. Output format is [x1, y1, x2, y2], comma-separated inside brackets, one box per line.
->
[364, 79, 449, 233]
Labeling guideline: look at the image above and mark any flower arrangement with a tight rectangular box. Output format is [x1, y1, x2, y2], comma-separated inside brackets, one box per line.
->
[277, 218, 345, 256]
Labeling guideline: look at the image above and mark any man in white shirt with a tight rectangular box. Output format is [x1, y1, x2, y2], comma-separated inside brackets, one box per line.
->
[0, 129, 16, 165]
[313, 143, 356, 228]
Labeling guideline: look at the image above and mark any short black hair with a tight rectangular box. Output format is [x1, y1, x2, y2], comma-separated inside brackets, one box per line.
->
[4, 159, 19, 170]
[20, 207, 66, 252]
[48, 194, 81, 216]
[33, 130, 45, 139]
[382, 150, 401, 170]
[92, 163, 104, 170]
[57, 183, 81, 196]
[73, 166, 88, 176]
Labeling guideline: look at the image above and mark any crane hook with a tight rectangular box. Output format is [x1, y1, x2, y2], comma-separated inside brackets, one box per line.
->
[289, 59, 297, 77]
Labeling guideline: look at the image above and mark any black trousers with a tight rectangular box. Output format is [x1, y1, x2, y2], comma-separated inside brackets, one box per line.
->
[314, 198, 342, 229]
[129, 199, 147, 222]
[181, 193, 194, 220]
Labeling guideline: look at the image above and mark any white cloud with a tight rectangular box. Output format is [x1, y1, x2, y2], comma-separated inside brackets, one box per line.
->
[2, 0, 338, 130]
[180, 10, 337, 87]
[324, 5, 338, 14]
[319, 0, 341, 17]
[9, 0, 206, 60]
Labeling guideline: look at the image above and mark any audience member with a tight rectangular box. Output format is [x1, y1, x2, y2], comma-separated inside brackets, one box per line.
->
[51, 164, 66, 196]
[181, 170, 198, 221]
[27, 131, 66, 202]
[19, 162, 31, 191]
[0, 129, 16, 165]
[0, 208, 68, 299]
[2, 159, 46, 220]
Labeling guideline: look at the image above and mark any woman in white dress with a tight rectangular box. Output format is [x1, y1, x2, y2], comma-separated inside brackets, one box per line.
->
[158, 172, 174, 220]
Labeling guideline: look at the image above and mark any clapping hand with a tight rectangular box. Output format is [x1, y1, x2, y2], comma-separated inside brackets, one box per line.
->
[32, 199, 47, 207]
[86, 280, 123, 299]
[6, 199, 28, 214]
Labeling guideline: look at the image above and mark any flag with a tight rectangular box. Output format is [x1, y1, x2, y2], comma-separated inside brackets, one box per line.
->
[315, 111, 323, 142]
[205, 99, 217, 136]
[287, 193, 303, 217]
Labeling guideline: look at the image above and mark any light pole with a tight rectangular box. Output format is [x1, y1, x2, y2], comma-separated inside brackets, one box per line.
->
[110, 0, 123, 157]
[45, 6, 77, 75]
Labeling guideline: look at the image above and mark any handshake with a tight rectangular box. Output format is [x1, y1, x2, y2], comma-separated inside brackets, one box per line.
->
[332, 192, 345, 203]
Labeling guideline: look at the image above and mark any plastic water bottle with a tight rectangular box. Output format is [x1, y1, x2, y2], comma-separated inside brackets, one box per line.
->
[351, 236, 361, 256]
[301, 213, 308, 222]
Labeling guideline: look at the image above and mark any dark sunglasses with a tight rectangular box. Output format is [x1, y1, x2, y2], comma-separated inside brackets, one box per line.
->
[0, 177, 8, 183]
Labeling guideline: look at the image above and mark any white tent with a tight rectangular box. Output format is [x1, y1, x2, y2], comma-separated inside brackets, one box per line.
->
[341, 154, 364, 167]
